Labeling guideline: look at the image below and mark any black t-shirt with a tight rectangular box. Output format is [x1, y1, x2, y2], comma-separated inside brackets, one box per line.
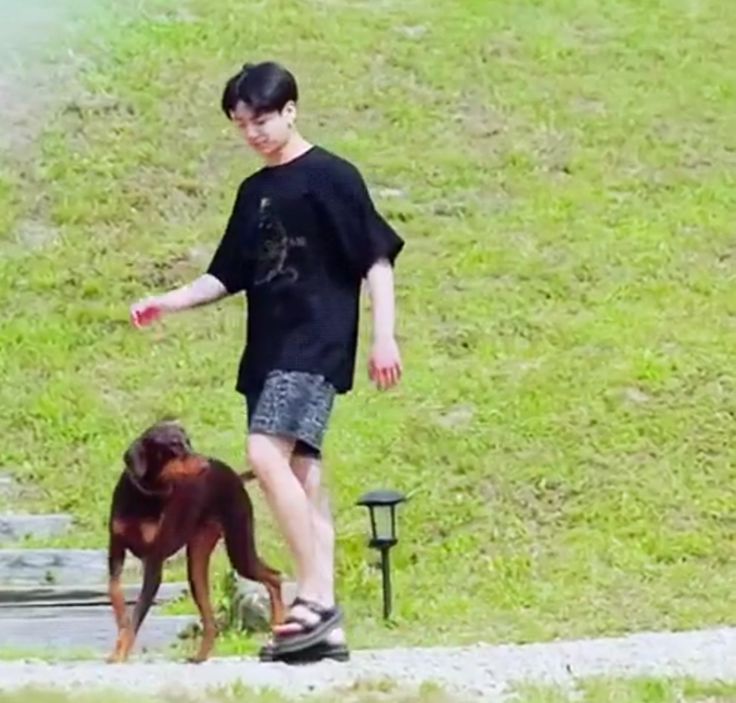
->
[206, 145, 404, 395]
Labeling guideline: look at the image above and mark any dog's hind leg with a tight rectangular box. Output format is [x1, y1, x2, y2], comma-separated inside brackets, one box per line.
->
[186, 522, 221, 663]
[259, 563, 286, 627]
[221, 493, 286, 628]
[107, 534, 131, 663]
[230, 554, 285, 629]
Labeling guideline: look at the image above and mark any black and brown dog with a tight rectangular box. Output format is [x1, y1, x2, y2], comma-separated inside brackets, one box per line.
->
[106, 420, 284, 663]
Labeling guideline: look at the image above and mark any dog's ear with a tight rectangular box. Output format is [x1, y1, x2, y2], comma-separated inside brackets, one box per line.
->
[123, 440, 147, 478]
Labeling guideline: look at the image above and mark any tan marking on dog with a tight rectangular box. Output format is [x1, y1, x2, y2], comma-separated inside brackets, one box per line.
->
[111, 518, 127, 536]
[140, 520, 160, 544]
[160, 457, 207, 483]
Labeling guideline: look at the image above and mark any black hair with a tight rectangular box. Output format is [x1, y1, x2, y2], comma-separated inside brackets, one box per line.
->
[221, 61, 298, 119]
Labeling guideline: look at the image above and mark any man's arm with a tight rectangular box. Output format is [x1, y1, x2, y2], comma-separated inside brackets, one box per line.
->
[130, 274, 229, 327]
[366, 259, 396, 340]
[320, 159, 404, 388]
[151, 274, 228, 312]
[365, 258, 402, 390]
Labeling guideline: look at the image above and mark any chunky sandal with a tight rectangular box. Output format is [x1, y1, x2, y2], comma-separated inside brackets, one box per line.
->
[270, 597, 343, 654]
[258, 639, 350, 664]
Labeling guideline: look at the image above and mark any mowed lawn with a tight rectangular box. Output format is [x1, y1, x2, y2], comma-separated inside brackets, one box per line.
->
[0, 0, 735, 652]
[4, 677, 736, 703]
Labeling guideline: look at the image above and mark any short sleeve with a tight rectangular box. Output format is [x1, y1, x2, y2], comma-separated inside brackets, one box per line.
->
[320, 160, 404, 279]
[206, 184, 249, 294]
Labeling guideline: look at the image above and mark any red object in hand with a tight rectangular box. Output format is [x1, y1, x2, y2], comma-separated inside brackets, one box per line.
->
[131, 302, 162, 328]
[368, 337, 402, 391]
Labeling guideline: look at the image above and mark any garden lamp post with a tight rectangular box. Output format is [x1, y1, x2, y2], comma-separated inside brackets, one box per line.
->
[356, 489, 407, 620]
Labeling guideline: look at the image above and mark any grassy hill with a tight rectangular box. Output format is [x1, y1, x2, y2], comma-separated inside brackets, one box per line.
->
[1, 0, 734, 653]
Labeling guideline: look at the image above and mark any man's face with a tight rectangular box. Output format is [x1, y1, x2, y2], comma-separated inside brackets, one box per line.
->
[230, 100, 295, 156]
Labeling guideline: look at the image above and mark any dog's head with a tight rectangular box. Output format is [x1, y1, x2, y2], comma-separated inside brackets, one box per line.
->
[123, 420, 193, 483]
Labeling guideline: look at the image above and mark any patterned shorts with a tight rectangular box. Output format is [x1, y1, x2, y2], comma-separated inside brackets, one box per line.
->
[246, 370, 336, 458]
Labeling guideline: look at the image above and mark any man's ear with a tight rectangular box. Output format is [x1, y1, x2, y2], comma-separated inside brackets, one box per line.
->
[283, 101, 297, 126]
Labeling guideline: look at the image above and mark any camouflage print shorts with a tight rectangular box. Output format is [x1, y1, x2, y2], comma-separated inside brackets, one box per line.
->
[245, 370, 336, 458]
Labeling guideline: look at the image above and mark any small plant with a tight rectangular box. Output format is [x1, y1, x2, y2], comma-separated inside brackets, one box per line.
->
[215, 567, 240, 633]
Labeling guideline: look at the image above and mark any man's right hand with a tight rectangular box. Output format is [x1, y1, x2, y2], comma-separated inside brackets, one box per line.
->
[130, 297, 164, 328]
[129, 274, 230, 329]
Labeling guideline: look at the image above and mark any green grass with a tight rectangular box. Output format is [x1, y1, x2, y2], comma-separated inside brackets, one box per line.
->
[4, 679, 736, 703]
[1, 0, 735, 656]
[0, 680, 460, 703]
[514, 677, 736, 702]
[0, 647, 98, 663]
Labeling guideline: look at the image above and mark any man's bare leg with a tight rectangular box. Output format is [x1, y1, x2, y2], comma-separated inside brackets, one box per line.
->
[279, 452, 345, 644]
[247, 434, 324, 603]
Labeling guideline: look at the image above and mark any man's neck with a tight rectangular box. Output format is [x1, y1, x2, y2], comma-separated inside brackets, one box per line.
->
[263, 132, 313, 167]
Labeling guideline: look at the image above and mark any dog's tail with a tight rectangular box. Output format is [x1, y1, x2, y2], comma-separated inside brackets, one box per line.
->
[238, 470, 257, 482]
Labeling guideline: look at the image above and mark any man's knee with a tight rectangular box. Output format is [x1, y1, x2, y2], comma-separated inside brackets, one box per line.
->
[291, 454, 321, 498]
[247, 434, 292, 484]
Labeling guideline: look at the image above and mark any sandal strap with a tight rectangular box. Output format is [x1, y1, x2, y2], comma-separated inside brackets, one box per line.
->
[283, 613, 314, 627]
[282, 598, 338, 628]
[291, 596, 333, 615]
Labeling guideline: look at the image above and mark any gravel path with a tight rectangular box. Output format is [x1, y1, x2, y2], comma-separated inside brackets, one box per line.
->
[1, 626, 735, 700]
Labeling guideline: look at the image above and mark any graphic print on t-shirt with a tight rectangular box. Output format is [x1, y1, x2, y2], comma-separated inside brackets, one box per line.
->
[253, 197, 306, 287]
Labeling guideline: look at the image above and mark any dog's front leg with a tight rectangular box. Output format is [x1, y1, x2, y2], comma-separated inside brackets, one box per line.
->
[107, 534, 131, 663]
[132, 558, 164, 634]
[115, 558, 163, 662]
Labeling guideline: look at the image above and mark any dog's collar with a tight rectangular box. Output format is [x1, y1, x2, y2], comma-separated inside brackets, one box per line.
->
[124, 466, 172, 498]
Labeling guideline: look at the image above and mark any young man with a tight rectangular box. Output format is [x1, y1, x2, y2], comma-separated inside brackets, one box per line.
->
[129, 61, 404, 662]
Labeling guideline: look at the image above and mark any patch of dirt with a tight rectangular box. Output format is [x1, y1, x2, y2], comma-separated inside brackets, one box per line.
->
[0, 0, 127, 263]
[0, 68, 81, 156]
[375, 186, 408, 199]
[0, 0, 101, 157]
[13, 219, 61, 251]
[528, 126, 575, 177]
[395, 25, 427, 40]
[622, 386, 651, 405]
[454, 97, 507, 143]
[434, 404, 476, 430]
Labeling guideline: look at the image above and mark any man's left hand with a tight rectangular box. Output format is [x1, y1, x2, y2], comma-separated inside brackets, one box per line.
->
[368, 336, 402, 390]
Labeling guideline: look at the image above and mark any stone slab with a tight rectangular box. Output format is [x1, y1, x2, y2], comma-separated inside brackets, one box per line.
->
[0, 475, 16, 506]
[0, 612, 196, 653]
[0, 581, 189, 608]
[0, 514, 73, 544]
[0, 549, 141, 586]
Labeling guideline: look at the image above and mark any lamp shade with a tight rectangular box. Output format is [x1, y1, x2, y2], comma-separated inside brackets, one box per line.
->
[356, 489, 407, 548]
